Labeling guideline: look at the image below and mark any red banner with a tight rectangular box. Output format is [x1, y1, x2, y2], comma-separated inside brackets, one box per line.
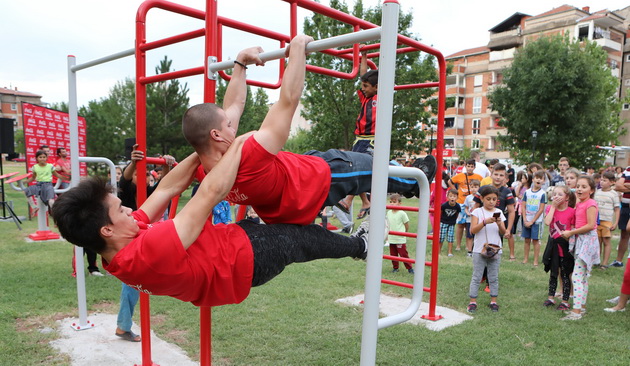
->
[22, 102, 87, 176]
[431, 148, 453, 157]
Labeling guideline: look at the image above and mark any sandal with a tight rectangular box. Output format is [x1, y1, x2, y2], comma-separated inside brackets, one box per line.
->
[357, 207, 370, 220]
[334, 200, 350, 214]
[509, 257, 516, 261]
[116, 330, 141, 342]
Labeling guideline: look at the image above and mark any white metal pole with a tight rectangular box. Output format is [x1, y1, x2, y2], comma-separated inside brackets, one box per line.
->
[360, 1, 399, 365]
[208, 27, 382, 76]
[68, 55, 90, 330]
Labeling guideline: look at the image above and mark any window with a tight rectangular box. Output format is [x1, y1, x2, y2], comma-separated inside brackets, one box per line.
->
[625, 79, 630, 86]
[626, 54, 630, 62]
[578, 25, 589, 41]
[610, 60, 618, 70]
[624, 104, 630, 110]
[473, 97, 482, 114]
[444, 117, 455, 128]
[10, 103, 17, 111]
[471, 139, 480, 149]
[472, 118, 480, 135]
[474, 75, 483, 87]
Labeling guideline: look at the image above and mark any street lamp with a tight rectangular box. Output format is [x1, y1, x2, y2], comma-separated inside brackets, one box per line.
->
[532, 130, 538, 163]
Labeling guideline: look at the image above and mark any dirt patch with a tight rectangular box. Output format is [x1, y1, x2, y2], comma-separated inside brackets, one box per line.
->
[15, 312, 74, 333]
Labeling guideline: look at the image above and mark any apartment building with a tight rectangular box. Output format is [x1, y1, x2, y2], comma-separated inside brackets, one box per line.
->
[444, 5, 627, 163]
[0, 86, 44, 131]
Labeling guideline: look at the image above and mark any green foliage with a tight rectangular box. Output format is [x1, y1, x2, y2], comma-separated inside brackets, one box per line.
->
[284, 128, 313, 154]
[80, 56, 191, 168]
[216, 78, 270, 135]
[489, 34, 624, 166]
[301, 0, 438, 155]
[14, 129, 25, 155]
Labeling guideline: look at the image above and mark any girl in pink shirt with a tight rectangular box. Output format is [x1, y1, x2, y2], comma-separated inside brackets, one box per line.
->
[542, 186, 575, 311]
[561, 176, 599, 320]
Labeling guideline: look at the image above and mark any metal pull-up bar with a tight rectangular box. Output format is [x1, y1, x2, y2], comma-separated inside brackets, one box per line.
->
[207, 27, 382, 78]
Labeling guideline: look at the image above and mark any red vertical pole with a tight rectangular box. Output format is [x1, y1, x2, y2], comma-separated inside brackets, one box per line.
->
[135, 10, 155, 366]
[200, 1, 218, 365]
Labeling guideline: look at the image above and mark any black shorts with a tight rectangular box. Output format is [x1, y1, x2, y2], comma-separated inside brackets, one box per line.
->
[620, 204, 630, 232]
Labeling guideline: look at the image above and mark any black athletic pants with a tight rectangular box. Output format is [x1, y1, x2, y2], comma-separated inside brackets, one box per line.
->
[236, 220, 366, 287]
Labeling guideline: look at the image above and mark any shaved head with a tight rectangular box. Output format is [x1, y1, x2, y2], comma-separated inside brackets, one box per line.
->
[182, 103, 225, 152]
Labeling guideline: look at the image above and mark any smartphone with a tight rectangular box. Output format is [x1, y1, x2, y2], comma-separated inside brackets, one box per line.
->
[493, 212, 501, 218]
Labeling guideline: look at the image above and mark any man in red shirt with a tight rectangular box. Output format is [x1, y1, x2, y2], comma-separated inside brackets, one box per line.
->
[54, 148, 71, 189]
[183, 36, 435, 226]
[51, 134, 369, 307]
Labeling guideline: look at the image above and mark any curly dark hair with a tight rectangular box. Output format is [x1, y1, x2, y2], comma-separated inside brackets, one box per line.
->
[360, 70, 378, 86]
[51, 178, 113, 254]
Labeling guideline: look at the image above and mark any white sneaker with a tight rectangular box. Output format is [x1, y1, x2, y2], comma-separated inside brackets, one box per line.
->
[90, 271, 104, 277]
[561, 311, 582, 320]
[607, 296, 620, 304]
[603, 307, 626, 313]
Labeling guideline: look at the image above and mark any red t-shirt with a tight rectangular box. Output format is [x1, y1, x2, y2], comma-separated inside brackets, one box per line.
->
[55, 157, 71, 182]
[103, 210, 254, 307]
[225, 136, 330, 225]
[354, 90, 377, 136]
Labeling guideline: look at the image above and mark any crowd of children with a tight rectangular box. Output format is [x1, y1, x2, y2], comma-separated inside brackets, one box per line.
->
[367, 157, 630, 320]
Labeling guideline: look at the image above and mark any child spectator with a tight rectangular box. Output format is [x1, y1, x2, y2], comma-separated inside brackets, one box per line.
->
[542, 185, 576, 311]
[24, 150, 65, 210]
[564, 168, 580, 191]
[467, 185, 506, 313]
[386, 194, 413, 274]
[521, 171, 547, 266]
[562, 176, 599, 320]
[440, 189, 461, 257]
[594, 171, 620, 269]
[448, 159, 483, 253]
[464, 179, 481, 255]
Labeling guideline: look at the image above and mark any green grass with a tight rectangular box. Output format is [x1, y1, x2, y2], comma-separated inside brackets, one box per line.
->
[1, 166, 629, 365]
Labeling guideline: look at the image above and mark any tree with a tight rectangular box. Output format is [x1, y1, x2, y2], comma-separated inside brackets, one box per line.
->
[146, 56, 191, 160]
[215, 79, 270, 134]
[80, 56, 192, 166]
[300, 0, 439, 155]
[489, 35, 624, 166]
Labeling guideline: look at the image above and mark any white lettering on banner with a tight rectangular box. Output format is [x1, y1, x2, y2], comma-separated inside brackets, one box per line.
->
[55, 132, 63, 139]
[26, 117, 36, 126]
[54, 114, 61, 122]
[62, 115, 69, 122]
[48, 121, 56, 130]
[24, 127, 34, 135]
[64, 133, 70, 140]
[26, 147, 34, 154]
[34, 109, 43, 117]
[38, 119, 47, 128]
[36, 129, 45, 137]
[40, 138, 48, 145]
[28, 137, 37, 144]
[24, 106, 32, 114]
[78, 135, 85, 143]
[44, 111, 53, 120]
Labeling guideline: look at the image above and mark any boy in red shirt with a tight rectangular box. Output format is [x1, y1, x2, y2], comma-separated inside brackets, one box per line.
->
[51, 135, 369, 307]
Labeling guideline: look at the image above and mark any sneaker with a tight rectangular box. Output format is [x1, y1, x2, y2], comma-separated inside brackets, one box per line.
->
[467, 252, 473, 257]
[604, 307, 626, 313]
[610, 261, 624, 267]
[604, 308, 626, 313]
[412, 154, 437, 184]
[392, 268, 399, 273]
[543, 299, 555, 307]
[561, 311, 582, 320]
[607, 296, 620, 304]
[599, 265, 609, 270]
[489, 303, 499, 312]
[556, 303, 570, 311]
[467, 303, 477, 314]
[351, 217, 370, 239]
[90, 271, 104, 277]
[484, 286, 490, 293]
[408, 268, 415, 274]
[447, 253, 454, 257]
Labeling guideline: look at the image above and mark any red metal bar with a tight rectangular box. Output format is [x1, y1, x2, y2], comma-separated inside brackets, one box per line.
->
[388, 230, 416, 238]
[0, 171, 19, 180]
[139, 67, 205, 85]
[382, 255, 415, 264]
[139, 29, 206, 52]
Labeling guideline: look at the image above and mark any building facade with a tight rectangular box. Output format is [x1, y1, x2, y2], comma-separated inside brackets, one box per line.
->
[444, 5, 627, 164]
[0, 87, 44, 131]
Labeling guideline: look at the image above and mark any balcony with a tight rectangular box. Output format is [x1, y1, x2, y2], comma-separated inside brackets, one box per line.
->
[488, 28, 523, 51]
[594, 37, 621, 52]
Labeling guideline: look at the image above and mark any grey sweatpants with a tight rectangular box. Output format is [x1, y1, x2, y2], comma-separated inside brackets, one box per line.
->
[469, 252, 501, 298]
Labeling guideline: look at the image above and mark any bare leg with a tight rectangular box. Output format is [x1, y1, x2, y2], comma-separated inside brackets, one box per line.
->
[533, 240, 540, 266]
[455, 224, 465, 251]
[523, 238, 531, 264]
[616, 230, 630, 263]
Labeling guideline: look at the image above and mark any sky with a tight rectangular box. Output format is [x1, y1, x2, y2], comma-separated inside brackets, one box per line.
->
[2, 0, 629, 107]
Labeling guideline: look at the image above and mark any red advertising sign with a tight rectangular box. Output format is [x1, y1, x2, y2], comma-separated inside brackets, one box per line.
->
[431, 148, 453, 157]
[21, 102, 87, 176]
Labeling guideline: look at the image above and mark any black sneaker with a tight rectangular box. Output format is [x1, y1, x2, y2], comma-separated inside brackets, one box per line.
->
[412, 154, 437, 183]
[408, 268, 415, 274]
[467, 303, 477, 314]
[610, 261, 624, 268]
[392, 268, 399, 273]
[489, 303, 499, 312]
[341, 224, 354, 234]
[543, 299, 555, 307]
